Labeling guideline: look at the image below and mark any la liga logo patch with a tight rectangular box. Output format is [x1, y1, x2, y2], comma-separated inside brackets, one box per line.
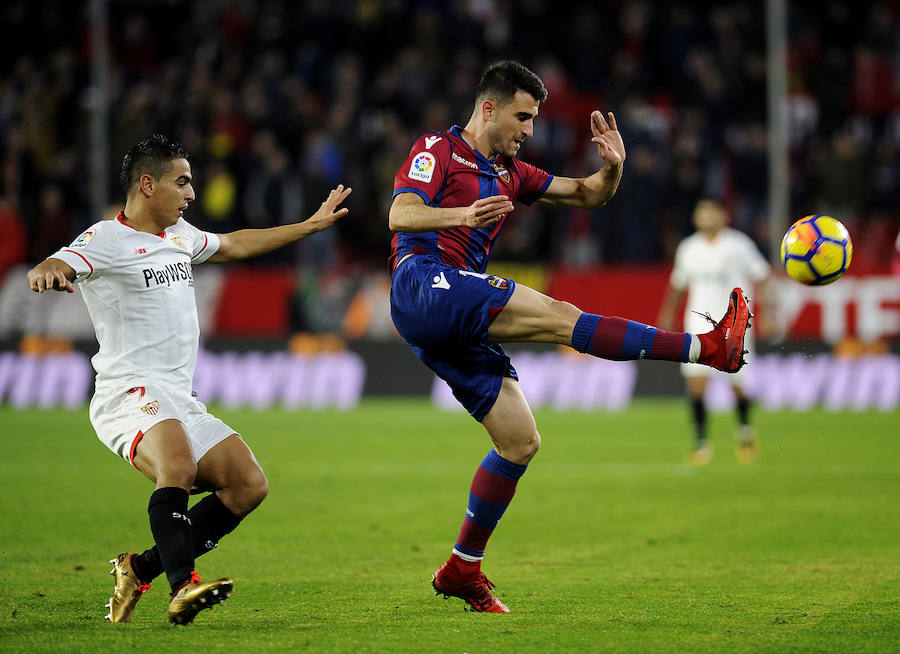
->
[72, 230, 95, 248]
[409, 152, 436, 182]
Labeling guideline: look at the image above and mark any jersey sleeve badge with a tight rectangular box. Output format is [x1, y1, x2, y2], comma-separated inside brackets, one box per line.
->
[409, 152, 436, 182]
[488, 275, 509, 289]
[72, 230, 95, 248]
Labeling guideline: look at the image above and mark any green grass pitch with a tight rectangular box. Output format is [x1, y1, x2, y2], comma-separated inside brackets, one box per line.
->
[0, 400, 897, 653]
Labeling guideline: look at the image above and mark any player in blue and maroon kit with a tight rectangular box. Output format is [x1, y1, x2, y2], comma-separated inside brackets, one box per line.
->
[389, 61, 751, 612]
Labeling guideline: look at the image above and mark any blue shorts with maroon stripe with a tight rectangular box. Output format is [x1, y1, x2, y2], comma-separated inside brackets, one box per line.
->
[390, 255, 517, 421]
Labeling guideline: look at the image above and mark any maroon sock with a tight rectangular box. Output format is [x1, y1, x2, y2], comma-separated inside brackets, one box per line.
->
[572, 313, 691, 362]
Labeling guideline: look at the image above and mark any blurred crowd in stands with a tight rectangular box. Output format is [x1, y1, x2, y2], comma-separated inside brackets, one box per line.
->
[1, 0, 897, 289]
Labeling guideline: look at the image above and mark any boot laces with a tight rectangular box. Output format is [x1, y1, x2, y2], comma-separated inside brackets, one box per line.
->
[693, 310, 719, 329]
[461, 573, 498, 610]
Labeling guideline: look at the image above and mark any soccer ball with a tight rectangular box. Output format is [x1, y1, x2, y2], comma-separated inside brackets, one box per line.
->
[780, 215, 853, 285]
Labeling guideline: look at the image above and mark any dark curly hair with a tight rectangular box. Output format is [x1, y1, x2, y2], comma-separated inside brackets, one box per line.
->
[119, 134, 189, 195]
[475, 61, 548, 106]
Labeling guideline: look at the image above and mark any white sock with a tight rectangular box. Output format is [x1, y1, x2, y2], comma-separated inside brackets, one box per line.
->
[452, 547, 483, 563]
[688, 334, 701, 363]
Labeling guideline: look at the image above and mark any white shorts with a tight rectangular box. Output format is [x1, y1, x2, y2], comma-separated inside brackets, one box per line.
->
[89, 382, 237, 467]
[680, 312, 753, 383]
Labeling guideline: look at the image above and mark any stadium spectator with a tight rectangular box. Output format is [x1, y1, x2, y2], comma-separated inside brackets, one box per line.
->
[0, 198, 26, 280]
[29, 184, 74, 262]
[0, 1, 896, 334]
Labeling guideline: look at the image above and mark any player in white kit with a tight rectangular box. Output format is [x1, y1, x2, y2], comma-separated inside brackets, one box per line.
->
[659, 199, 771, 466]
[26, 135, 352, 624]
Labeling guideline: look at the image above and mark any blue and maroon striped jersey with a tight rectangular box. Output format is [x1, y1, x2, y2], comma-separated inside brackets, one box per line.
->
[390, 125, 553, 273]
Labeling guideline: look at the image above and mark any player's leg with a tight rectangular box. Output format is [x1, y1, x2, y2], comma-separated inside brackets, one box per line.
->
[434, 378, 537, 613]
[481, 377, 541, 463]
[732, 384, 759, 465]
[162, 435, 262, 624]
[191, 434, 268, 548]
[105, 424, 190, 624]
[457, 378, 538, 558]
[130, 420, 236, 624]
[130, 419, 200, 594]
[488, 283, 750, 372]
[685, 376, 713, 466]
[131, 435, 267, 583]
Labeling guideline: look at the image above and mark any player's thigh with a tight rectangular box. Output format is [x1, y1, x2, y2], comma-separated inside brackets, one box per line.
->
[488, 283, 581, 343]
[90, 383, 190, 465]
[194, 434, 266, 496]
[132, 419, 197, 485]
[481, 377, 540, 456]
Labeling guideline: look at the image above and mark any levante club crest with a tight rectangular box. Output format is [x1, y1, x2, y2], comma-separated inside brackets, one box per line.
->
[493, 162, 511, 185]
[487, 275, 509, 290]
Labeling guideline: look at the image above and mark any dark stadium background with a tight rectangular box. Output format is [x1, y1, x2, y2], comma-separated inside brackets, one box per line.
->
[0, 0, 897, 408]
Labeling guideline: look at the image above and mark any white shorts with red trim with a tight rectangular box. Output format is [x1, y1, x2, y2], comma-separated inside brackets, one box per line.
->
[89, 382, 237, 466]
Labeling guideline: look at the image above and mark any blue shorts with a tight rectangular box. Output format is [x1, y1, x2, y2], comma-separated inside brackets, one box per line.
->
[390, 255, 518, 421]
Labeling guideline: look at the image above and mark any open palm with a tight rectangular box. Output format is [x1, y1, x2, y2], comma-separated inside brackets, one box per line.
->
[590, 111, 626, 166]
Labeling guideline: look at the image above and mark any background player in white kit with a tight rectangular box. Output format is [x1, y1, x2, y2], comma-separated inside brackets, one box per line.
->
[26, 135, 352, 624]
[659, 198, 771, 466]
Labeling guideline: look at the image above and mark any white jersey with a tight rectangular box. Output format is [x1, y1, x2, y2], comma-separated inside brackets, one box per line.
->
[52, 213, 220, 393]
[670, 227, 770, 331]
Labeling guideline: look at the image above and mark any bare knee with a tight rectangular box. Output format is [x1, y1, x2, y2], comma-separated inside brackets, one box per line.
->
[155, 459, 198, 491]
[222, 469, 268, 517]
[547, 298, 579, 319]
[497, 429, 541, 465]
[549, 299, 582, 340]
[245, 470, 269, 510]
[523, 430, 542, 461]
[550, 297, 580, 317]
[134, 420, 198, 490]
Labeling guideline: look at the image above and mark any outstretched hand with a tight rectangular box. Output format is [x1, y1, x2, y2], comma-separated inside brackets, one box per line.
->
[27, 266, 74, 293]
[305, 184, 352, 232]
[463, 195, 514, 229]
[590, 111, 626, 166]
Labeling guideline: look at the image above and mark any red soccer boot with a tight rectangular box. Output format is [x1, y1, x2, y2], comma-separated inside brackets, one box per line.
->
[432, 556, 510, 613]
[697, 287, 752, 373]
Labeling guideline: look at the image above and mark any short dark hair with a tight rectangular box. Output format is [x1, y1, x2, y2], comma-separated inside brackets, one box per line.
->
[696, 197, 726, 209]
[119, 134, 189, 194]
[476, 61, 547, 106]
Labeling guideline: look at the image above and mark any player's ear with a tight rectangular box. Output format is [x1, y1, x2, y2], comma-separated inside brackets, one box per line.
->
[139, 174, 155, 197]
[482, 100, 495, 121]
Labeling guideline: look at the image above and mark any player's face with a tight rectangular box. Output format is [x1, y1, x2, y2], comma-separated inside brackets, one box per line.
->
[150, 157, 195, 226]
[693, 201, 726, 235]
[488, 90, 539, 158]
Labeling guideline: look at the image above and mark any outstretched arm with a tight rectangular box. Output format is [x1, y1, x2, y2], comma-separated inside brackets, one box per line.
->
[27, 258, 76, 293]
[207, 185, 352, 263]
[389, 192, 514, 232]
[539, 111, 626, 210]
